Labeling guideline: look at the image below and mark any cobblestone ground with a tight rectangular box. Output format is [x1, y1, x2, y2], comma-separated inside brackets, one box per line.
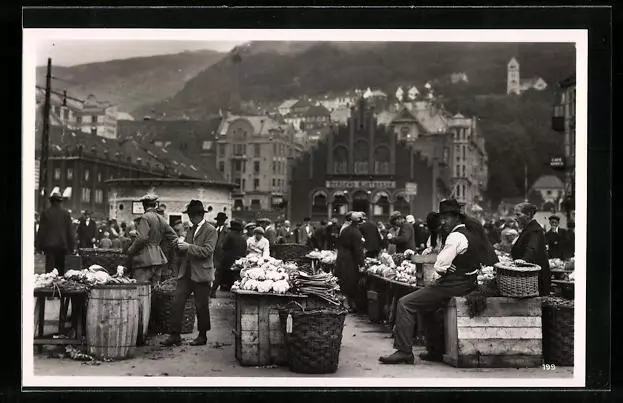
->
[32, 290, 573, 380]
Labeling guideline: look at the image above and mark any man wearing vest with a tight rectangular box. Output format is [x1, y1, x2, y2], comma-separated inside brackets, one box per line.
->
[379, 199, 479, 364]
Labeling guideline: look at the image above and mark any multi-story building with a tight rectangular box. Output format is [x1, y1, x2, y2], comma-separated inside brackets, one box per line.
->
[214, 114, 305, 221]
[81, 94, 118, 139]
[289, 98, 453, 223]
[552, 74, 576, 219]
[284, 104, 331, 132]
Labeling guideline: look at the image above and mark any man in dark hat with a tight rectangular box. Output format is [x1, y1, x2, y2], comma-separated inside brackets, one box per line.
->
[311, 219, 328, 250]
[219, 218, 248, 288]
[210, 212, 229, 297]
[36, 191, 74, 275]
[359, 212, 383, 258]
[379, 199, 480, 365]
[387, 211, 416, 253]
[76, 210, 97, 249]
[512, 202, 550, 295]
[126, 194, 178, 286]
[162, 200, 218, 347]
[545, 214, 571, 260]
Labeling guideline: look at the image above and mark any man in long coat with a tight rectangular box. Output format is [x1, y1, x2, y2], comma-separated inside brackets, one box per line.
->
[219, 219, 248, 288]
[334, 212, 365, 312]
[211, 212, 230, 297]
[387, 212, 416, 253]
[359, 213, 383, 258]
[162, 200, 218, 347]
[545, 215, 572, 260]
[76, 210, 97, 249]
[125, 194, 178, 286]
[36, 191, 74, 275]
[511, 202, 551, 296]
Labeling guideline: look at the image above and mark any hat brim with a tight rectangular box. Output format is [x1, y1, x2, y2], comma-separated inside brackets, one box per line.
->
[183, 208, 207, 214]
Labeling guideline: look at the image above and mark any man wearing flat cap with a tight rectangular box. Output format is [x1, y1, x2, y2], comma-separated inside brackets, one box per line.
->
[36, 191, 74, 275]
[162, 200, 218, 347]
[210, 212, 230, 297]
[380, 199, 481, 365]
[126, 194, 178, 286]
[512, 202, 550, 295]
[545, 214, 572, 260]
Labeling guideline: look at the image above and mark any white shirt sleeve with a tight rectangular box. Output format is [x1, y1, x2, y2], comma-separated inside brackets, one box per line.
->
[262, 238, 270, 258]
[434, 231, 469, 274]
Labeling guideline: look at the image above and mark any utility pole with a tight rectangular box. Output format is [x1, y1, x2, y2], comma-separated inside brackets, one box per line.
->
[38, 58, 52, 213]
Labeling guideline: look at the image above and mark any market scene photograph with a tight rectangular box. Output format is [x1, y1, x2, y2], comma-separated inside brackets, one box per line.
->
[24, 31, 581, 384]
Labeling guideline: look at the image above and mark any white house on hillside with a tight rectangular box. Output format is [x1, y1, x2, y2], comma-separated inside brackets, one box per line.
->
[507, 57, 548, 95]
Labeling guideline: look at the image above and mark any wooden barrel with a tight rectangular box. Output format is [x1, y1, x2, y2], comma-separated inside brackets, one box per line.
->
[86, 284, 139, 360]
[135, 282, 151, 344]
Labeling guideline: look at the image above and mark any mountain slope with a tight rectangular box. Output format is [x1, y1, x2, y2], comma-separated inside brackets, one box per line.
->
[36, 49, 224, 113]
[138, 41, 575, 119]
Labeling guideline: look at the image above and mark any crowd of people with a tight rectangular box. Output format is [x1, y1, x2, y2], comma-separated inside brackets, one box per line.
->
[35, 190, 574, 358]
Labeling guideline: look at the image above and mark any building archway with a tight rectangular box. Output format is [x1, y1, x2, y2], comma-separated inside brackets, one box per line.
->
[394, 192, 410, 216]
[352, 190, 370, 215]
[331, 191, 349, 217]
[373, 191, 391, 217]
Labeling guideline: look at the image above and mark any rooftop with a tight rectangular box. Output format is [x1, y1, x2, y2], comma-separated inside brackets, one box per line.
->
[531, 175, 564, 190]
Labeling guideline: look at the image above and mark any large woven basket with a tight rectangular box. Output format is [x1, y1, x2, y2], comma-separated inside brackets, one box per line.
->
[273, 243, 312, 262]
[149, 289, 196, 334]
[495, 262, 541, 297]
[79, 248, 128, 274]
[279, 307, 347, 374]
[542, 297, 574, 366]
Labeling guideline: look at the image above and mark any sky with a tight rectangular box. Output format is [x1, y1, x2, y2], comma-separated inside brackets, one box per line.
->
[36, 40, 245, 67]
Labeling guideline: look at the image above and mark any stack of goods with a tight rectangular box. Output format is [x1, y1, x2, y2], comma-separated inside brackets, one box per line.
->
[306, 250, 337, 265]
[364, 251, 397, 278]
[393, 260, 418, 286]
[289, 271, 342, 306]
[35, 266, 135, 295]
[390, 249, 415, 266]
[79, 248, 128, 274]
[231, 262, 293, 295]
[150, 278, 195, 334]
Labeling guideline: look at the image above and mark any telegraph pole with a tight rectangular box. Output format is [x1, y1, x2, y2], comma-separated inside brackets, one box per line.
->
[38, 58, 52, 213]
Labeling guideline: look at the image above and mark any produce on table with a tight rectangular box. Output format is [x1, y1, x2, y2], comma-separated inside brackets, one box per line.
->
[378, 252, 396, 269]
[35, 269, 59, 289]
[394, 260, 418, 285]
[306, 250, 337, 265]
[231, 257, 293, 294]
[289, 271, 342, 306]
[477, 265, 495, 285]
[549, 258, 566, 271]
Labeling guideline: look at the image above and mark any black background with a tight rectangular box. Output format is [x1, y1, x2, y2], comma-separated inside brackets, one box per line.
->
[4, 2, 615, 402]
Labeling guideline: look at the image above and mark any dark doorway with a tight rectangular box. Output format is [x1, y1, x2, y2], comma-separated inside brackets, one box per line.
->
[352, 191, 370, 215]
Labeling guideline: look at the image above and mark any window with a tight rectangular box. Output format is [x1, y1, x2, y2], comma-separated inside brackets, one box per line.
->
[273, 143, 277, 154]
[76, 116, 82, 124]
[97, 172, 102, 183]
[234, 178, 241, 188]
[462, 145, 466, 160]
[219, 161, 225, 172]
[219, 144, 226, 156]
[312, 192, 328, 214]
[242, 160, 247, 173]
[254, 161, 260, 174]
[202, 140, 213, 150]
[95, 189, 104, 204]
[91, 115, 97, 123]
[234, 160, 241, 172]
[272, 178, 276, 187]
[272, 161, 277, 174]
[63, 109, 69, 120]
[333, 146, 348, 174]
[254, 144, 261, 157]
[456, 165, 460, 177]
[91, 128, 97, 135]
[353, 141, 369, 174]
[462, 165, 466, 177]
[374, 147, 390, 174]
[54, 168, 61, 180]
[251, 199, 261, 210]
[84, 169, 90, 181]
[233, 144, 245, 156]
[234, 199, 244, 211]
[241, 179, 246, 191]
[253, 178, 260, 190]
[81, 188, 91, 202]
[67, 168, 73, 180]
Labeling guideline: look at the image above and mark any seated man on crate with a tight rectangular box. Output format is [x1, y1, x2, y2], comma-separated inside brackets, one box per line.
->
[162, 200, 218, 347]
[379, 199, 480, 364]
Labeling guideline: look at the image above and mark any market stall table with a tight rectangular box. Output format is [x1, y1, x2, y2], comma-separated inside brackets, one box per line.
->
[33, 287, 88, 351]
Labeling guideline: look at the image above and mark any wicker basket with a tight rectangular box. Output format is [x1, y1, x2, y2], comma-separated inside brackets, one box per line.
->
[79, 248, 128, 274]
[542, 297, 574, 366]
[149, 289, 196, 334]
[279, 306, 347, 374]
[273, 243, 312, 262]
[495, 262, 541, 297]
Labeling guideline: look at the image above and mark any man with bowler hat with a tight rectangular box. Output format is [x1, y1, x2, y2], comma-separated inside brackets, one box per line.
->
[211, 212, 229, 297]
[162, 200, 218, 346]
[545, 214, 571, 260]
[379, 199, 480, 364]
[36, 190, 74, 276]
[125, 194, 178, 286]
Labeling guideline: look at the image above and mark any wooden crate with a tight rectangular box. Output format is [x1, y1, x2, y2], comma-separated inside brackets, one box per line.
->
[367, 290, 386, 323]
[443, 296, 543, 368]
[233, 290, 307, 367]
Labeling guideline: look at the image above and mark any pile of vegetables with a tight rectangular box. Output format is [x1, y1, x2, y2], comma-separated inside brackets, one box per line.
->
[64, 265, 136, 286]
[35, 269, 60, 289]
[393, 260, 418, 285]
[377, 252, 396, 269]
[306, 250, 337, 265]
[231, 260, 294, 294]
[289, 271, 342, 306]
[391, 249, 415, 266]
[365, 263, 395, 278]
[477, 265, 496, 285]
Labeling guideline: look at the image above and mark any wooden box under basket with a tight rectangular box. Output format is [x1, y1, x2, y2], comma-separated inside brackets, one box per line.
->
[443, 296, 543, 368]
[232, 289, 308, 367]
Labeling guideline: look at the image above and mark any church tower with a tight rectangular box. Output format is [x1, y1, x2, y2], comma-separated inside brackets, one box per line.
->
[507, 57, 521, 95]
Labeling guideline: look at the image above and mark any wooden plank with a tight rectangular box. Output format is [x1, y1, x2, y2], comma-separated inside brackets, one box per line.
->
[34, 338, 83, 345]
[453, 297, 543, 317]
[241, 298, 260, 314]
[257, 298, 271, 365]
[457, 326, 542, 340]
[458, 339, 543, 356]
[240, 313, 259, 331]
[444, 303, 458, 362]
[457, 316, 542, 328]
[444, 354, 542, 368]
[239, 343, 259, 366]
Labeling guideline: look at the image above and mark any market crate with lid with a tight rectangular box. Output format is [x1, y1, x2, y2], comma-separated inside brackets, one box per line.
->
[443, 296, 543, 368]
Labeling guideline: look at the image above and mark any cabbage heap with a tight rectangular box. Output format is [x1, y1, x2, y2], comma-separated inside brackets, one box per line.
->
[231, 258, 294, 294]
[306, 250, 337, 264]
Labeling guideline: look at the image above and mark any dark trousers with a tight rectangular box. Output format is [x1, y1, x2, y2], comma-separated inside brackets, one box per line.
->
[393, 276, 476, 354]
[44, 248, 66, 276]
[170, 272, 211, 334]
[211, 265, 235, 293]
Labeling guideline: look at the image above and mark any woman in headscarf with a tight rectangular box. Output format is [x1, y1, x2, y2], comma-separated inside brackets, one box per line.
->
[334, 212, 366, 312]
[511, 202, 550, 296]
